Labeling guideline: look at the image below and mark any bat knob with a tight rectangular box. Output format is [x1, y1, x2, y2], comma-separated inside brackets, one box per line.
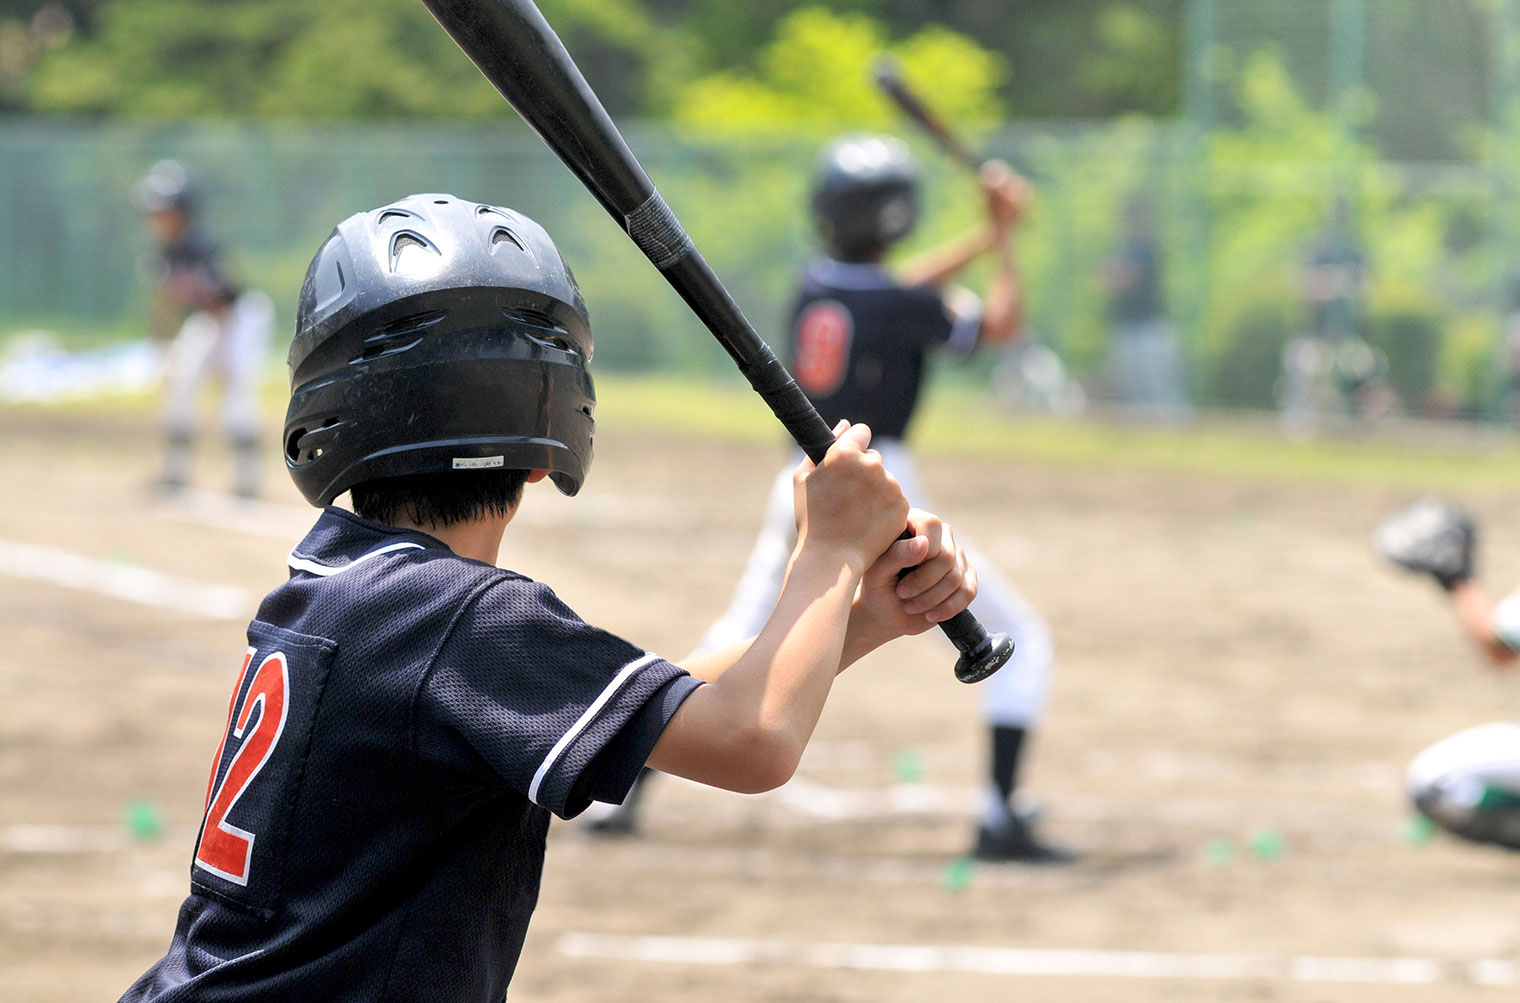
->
[954, 631, 1015, 684]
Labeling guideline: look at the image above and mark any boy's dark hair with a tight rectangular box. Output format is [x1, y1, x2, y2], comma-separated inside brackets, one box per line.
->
[349, 468, 531, 528]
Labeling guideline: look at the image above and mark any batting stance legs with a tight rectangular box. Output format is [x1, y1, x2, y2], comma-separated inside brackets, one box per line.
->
[593, 440, 1069, 862]
[159, 290, 275, 497]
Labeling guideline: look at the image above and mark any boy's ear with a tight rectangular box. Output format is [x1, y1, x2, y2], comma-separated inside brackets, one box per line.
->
[525, 470, 549, 484]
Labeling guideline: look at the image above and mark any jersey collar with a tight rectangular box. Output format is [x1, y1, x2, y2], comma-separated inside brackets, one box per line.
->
[807, 256, 896, 291]
[286, 507, 444, 579]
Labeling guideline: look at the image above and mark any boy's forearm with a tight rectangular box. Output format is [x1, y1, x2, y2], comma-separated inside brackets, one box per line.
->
[715, 548, 860, 740]
[978, 235, 1022, 345]
[895, 224, 998, 288]
[1450, 579, 1519, 667]
[654, 548, 862, 791]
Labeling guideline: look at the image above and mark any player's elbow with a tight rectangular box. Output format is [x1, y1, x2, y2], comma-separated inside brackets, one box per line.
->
[717, 725, 803, 794]
[978, 307, 1021, 346]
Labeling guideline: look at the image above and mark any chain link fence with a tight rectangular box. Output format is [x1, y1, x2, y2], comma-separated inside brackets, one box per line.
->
[7, 0, 1520, 426]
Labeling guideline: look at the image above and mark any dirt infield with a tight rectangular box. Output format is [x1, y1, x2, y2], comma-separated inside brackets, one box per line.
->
[4, 401, 1520, 1002]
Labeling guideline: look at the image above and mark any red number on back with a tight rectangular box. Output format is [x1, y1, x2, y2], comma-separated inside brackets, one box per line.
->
[795, 300, 853, 396]
[194, 650, 290, 886]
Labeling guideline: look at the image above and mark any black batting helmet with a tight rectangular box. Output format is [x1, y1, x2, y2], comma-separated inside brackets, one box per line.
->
[133, 159, 195, 215]
[810, 134, 920, 260]
[283, 194, 595, 507]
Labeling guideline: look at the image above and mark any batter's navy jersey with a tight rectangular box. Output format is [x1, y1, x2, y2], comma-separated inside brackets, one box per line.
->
[122, 507, 701, 1003]
[788, 257, 981, 441]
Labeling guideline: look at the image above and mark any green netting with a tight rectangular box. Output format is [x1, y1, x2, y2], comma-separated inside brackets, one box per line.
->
[3, 29, 1520, 423]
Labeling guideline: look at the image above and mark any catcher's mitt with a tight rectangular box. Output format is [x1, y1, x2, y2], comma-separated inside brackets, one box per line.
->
[1373, 497, 1477, 590]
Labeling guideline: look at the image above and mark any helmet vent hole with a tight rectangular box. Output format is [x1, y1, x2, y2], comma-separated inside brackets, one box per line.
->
[389, 230, 440, 273]
[286, 415, 343, 466]
[490, 227, 525, 252]
[376, 309, 447, 337]
[504, 307, 563, 331]
[351, 310, 447, 364]
[378, 209, 415, 225]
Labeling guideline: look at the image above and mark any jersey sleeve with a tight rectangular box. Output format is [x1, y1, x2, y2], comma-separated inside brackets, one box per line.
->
[416, 577, 702, 819]
[897, 283, 977, 354]
[941, 285, 984, 357]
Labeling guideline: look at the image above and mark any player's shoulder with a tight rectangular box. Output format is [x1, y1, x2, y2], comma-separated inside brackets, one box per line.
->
[442, 569, 589, 646]
[798, 257, 941, 310]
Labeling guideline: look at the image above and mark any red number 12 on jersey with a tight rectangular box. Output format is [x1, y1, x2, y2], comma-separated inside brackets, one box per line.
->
[194, 647, 290, 886]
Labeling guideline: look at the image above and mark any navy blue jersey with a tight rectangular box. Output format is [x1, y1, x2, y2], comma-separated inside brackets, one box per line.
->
[788, 258, 981, 442]
[156, 229, 240, 311]
[123, 507, 700, 1003]
[1108, 236, 1164, 324]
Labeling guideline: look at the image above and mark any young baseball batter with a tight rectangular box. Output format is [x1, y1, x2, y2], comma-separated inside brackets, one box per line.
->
[1376, 497, 1520, 850]
[119, 193, 980, 1001]
[135, 160, 275, 498]
[591, 134, 1073, 863]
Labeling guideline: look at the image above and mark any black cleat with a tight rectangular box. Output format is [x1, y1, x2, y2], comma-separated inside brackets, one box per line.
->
[971, 817, 1078, 865]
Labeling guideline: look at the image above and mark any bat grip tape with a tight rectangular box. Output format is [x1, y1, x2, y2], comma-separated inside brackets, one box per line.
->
[745, 352, 837, 462]
[626, 193, 695, 270]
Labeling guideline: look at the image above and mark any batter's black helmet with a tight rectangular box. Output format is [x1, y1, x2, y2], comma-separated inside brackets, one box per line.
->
[284, 194, 595, 507]
[133, 159, 194, 215]
[810, 134, 920, 260]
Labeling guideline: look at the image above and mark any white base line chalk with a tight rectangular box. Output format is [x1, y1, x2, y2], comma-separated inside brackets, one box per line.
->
[557, 932, 1520, 987]
[0, 538, 250, 620]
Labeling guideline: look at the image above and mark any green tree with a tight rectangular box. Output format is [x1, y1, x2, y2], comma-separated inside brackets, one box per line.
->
[673, 6, 1006, 136]
[26, 0, 674, 117]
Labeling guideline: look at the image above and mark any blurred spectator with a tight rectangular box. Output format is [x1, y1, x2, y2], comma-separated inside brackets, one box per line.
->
[1279, 197, 1389, 431]
[1102, 196, 1189, 423]
[1301, 196, 1368, 344]
[135, 160, 274, 498]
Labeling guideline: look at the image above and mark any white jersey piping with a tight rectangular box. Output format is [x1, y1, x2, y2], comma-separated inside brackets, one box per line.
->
[528, 652, 663, 806]
[286, 541, 424, 577]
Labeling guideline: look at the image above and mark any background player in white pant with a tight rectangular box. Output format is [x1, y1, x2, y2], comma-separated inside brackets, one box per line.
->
[1375, 498, 1520, 850]
[592, 134, 1072, 863]
[135, 160, 274, 498]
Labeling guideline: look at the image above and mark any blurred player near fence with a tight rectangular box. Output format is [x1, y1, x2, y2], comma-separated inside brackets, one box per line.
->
[135, 160, 274, 498]
[589, 134, 1075, 863]
[1278, 197, 1391, 431]
[1375, 498, 1520, 851]
[1101, 195, 1189, 423]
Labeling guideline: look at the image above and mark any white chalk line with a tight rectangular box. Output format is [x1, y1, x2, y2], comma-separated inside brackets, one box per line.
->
[0, 538, 251, 621]
[1, 824, 132, 853]
[557, 932, 1520, 987]
[150, 487, 312, 542]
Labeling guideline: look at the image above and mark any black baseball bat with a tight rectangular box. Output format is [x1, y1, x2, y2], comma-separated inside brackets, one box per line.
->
[419, 0, 1014, 684]
[874, 55, 985, 175]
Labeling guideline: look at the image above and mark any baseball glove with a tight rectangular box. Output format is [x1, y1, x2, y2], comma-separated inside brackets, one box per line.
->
[1373, 497, 1477, 590]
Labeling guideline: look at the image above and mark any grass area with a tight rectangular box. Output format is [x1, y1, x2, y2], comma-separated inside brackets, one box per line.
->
[595, 372, 1520, 493]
